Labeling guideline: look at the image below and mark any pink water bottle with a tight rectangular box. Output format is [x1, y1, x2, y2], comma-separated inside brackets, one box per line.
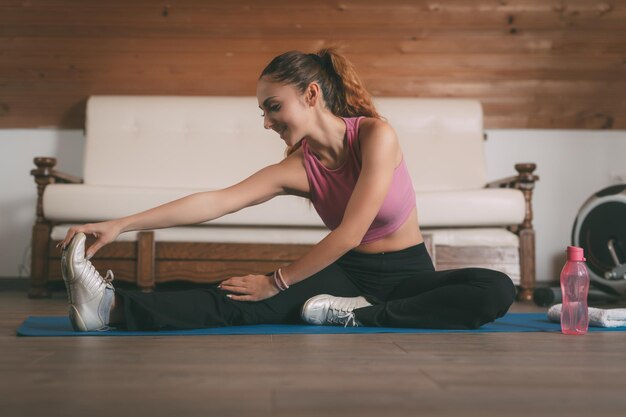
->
[560, 246, 590, 335]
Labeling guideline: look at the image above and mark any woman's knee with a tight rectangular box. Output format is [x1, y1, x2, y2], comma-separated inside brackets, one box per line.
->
[471, 268, 517, 319]
[493, 270, 517, 305]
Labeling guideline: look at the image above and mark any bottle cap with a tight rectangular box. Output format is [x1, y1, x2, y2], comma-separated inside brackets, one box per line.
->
[567, 246, 586, 262]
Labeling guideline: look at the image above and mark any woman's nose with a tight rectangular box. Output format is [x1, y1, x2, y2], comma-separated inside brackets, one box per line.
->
[263, 114, 273, 130]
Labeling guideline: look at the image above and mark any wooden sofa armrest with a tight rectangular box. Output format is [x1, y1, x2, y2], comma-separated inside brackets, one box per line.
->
[31, 157, 83, 223]
[486, 163, 540, 190]
[31, 157, 83, 184]
[485, 175, 519, 189]
[485, 163, 539, 228]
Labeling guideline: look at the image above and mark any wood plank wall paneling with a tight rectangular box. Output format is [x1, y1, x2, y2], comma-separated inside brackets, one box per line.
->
[1, 0, 625, 129]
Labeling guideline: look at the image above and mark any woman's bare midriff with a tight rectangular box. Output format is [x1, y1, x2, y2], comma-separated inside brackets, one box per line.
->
[351, 206, 424, 254]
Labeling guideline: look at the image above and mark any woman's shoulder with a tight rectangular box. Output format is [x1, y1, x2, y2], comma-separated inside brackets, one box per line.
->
[282, 142, 310, 173]
[355, 117, 402, 166]
[283, 141, 306, 163]
[355, 117, 398, 147]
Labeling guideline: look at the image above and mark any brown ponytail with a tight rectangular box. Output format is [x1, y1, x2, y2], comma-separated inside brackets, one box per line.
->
[315, 48, 380, 120]
[259, 47, 380, 158]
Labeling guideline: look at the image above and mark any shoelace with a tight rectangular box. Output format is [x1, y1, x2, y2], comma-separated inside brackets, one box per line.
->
[82, 261, 114, 295]
[327, 310, 360, 327]
[343, 312, 359, 327]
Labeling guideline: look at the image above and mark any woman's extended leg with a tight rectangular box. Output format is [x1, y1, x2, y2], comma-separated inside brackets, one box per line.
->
[353, 267, 517, 329]
[112, 262, 364, 331]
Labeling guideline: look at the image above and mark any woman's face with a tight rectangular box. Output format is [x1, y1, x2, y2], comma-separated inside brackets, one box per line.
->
[256, 77, 311, 146]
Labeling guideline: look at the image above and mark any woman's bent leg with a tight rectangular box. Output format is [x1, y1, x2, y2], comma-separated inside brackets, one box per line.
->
[114, 262, 363, 330]
[353, 268, 517, 329]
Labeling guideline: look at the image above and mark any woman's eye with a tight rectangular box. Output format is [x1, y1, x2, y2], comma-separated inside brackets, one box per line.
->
[260, 104, 280, 117]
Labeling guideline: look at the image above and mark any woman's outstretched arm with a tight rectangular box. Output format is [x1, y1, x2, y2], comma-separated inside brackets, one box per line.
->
[57, 159, 295, 258]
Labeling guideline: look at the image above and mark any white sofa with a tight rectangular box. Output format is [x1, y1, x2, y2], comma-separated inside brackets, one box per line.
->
[30, 96, 538, 300]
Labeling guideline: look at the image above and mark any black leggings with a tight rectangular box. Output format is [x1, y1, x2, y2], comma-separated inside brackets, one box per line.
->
[114, 242, 516, 331]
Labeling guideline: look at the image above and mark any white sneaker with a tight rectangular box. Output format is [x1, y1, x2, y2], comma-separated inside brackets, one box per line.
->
[301, 294, 372, 327]
[61, 232, 115, 332]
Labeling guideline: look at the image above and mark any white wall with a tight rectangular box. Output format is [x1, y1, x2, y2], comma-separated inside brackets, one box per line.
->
[2, 128, 626, 286]
[0, 129, 85, 279]
[484, 129, 626, 283]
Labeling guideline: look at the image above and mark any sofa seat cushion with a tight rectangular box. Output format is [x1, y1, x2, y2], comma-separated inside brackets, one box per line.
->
[43, 184, 525, 227]
[416, 188, 525, 227]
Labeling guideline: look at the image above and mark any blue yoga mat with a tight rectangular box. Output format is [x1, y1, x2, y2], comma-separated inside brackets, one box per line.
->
[16, 313, 626, 336]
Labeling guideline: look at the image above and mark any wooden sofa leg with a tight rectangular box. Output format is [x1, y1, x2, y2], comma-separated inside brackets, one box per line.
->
[29, 223, 52, 298]
[515, 163, 539, 302]
[518, 228, 536, 302]
[137, 231, 155, 292]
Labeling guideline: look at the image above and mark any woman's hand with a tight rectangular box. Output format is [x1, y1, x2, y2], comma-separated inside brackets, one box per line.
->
[218, 273, 280, 302]
[56, 220, 124, 259]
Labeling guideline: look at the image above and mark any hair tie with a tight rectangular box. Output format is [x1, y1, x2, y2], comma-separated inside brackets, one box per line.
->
[308, 52, 323, 64]
[273, 269, 289, 291]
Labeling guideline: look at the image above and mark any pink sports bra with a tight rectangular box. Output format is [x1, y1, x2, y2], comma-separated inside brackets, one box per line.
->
[301, 116, 416, 244]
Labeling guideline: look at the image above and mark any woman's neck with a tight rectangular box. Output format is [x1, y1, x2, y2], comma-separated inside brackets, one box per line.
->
[304, 111, 347, 166]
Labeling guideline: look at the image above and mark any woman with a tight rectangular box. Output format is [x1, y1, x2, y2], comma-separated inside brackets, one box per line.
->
[57, 48, 516, 332]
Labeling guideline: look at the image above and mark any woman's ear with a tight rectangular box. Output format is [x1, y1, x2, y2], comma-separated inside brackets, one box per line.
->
[305, 82, 321, 107]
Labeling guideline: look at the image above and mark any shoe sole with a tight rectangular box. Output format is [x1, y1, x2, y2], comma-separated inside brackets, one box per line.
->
[61, 233, 89, 331]
[69, 305, 87, 332]
[61, 232, 84, 284]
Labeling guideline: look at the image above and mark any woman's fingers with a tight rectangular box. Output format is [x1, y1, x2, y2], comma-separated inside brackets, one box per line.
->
[218, 280, 250, 296]
[85, 240, 104, 260]
[56, 225, 95, 251]
[227, 294, 253, 301]
[219, 282, 247, 291]
[220, 277, 245, 287]
[56, 228, 80, 250]
[55, 232, 69, 249]
[55, 222, 118, 258]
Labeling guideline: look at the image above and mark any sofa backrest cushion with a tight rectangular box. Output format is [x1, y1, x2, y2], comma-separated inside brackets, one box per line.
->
[84, 96, 486, 191]
[84, 96, 284, 190]
[373, 98, 486, 192]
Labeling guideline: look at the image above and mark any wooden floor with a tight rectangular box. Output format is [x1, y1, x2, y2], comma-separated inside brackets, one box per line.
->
[2, 288, 626, 417]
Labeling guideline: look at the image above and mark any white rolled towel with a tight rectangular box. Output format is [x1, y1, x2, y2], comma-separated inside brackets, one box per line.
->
[547, 304, 626, 328]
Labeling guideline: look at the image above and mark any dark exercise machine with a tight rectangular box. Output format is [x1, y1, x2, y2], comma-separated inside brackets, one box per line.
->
[533, 184, 626, 306]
